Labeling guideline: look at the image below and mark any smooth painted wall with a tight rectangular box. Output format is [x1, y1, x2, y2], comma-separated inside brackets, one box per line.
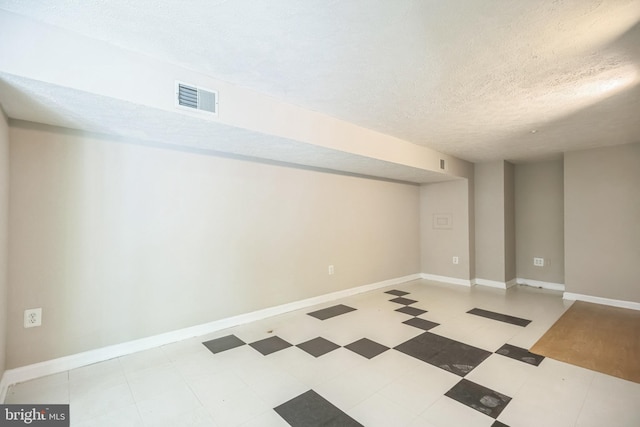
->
[420, 179, 471, 280]
[474, 160, 516, 284]
[564, 143, 640, 303]
[474, 161, 506, 282]
[515, 160, 564, 284]
[0, 109, 8, 378]
[7, 122, 421, 367]
[504, 162, 516, 282]
[467, 174, 476, 280]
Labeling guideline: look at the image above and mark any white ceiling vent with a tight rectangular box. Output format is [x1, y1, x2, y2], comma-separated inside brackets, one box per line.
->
[175, 81, 218, 115]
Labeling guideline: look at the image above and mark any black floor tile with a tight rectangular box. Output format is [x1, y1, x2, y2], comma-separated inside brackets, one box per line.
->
[402, 317, 439, 331]
[385, 289, 410, 296]
[467, 308, 532, 327]
[394, 331, 450, 362]
[495, 343, 544, 366]
[427, 340, 492, 376]
[202, 334, 245, 354]
[389, 297, 418, 305]
[345, 338, 390, 359]
[308, 304, 357, 320]
[492, 420, 510, 427]
[322, 412, 364, 426]
[297, 337, 341, 358]
[394, 332, 491, 376]
[249, 336, 293, 356]
[274, 390, 363, 427]
[445, 379, 512, 419]
[395, 306, 427, 316]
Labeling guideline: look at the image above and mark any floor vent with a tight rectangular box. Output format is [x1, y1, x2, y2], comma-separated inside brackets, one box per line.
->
[175, 81, 218, 115]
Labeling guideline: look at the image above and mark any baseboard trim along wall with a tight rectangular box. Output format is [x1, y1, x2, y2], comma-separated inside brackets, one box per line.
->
[563, 292, 640, 311]
[420, 273, 473, 287]
[420, 274, 566, 293]
[419, 274, 518, 290]
[0, 273, 422, 401]
[517, 278, 565, 291]
[473, 278, 517, 290]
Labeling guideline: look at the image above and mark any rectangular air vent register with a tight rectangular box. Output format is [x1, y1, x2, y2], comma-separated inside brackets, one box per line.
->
[175, 81, 218, 115]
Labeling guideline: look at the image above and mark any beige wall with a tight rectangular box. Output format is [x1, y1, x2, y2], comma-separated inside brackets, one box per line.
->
[564, 143, 640, 303]
[420, 179, 471, 280]
[474, 160, 516, 284]
[515, 160, 565, 284]
[0, 108, 8, 378]
[475, 161, 505, 282]
[467, 174, 476, 280]
[504, 162, 516, 282]
[7, 121, 421, 367]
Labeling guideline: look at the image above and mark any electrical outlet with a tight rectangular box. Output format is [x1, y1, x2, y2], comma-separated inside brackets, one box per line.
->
[452, 256, 459, 265]
[533, 257, 545, 267]
[24, 308, 42, 328]
[328, 265, 335, 275]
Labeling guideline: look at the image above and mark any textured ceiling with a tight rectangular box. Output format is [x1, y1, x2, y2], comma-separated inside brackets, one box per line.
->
[0, 0, 639, 166]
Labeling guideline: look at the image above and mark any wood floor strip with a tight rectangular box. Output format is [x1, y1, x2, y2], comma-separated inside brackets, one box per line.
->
[530, 301, 640, 383]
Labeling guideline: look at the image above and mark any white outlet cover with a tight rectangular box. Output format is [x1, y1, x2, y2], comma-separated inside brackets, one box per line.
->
[533, 257, 545, 267]
[24, 308, 42, 328]
[452, 256, 459, 264]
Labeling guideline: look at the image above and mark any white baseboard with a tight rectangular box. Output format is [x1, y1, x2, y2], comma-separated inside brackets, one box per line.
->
[420, 273, 473, 287]
[563, 292, 640, 311]
[0, 273, 421, 400]
[517, 278, 565, 292]
[473, 278, 517, 290]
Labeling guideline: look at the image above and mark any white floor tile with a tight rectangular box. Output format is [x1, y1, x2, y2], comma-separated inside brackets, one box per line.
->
[119, 347, 171, 374]
[575, 373, 640, 427]
[413, 395, 494, 427]
[231, 351, 282, 383]
[208, 344, 262, 370]
[498, 358, 595, 427]
[239, 411, 290, 427]
[464, 353, 537, 397]
[268, 346, 365, 387]
[314, 371, 377, 411]
[379, 363, 460, 418]
[171, 350, 226, 382]
[161, 338, 211, 362]
[136, 384, 203, 427]
[458, 321, 521, 352]
[242, 369, 308, 408]
[144, 406, 217, 427]
[5, 374, 69, 404]
[69, 358, 124, 383]
[71, 403, 144, 427]
[188, 370, 248, 406]
[348, 392, 416, 427]
[362, 319, 424, 348]
[127, 364, 187, 402]
[69, 375, 134, 422]
[203, 387, 271, 427]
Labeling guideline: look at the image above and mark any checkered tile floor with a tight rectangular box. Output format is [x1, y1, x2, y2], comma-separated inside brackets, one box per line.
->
[5, 280, 640, 426]
[202, 289, 538, 425]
